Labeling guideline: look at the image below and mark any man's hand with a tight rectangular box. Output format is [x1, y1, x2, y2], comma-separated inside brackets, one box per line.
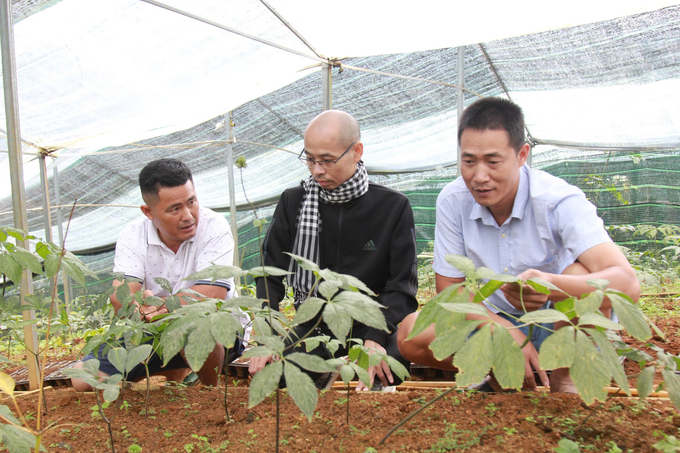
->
[137, 289, 169, 322]
[249, 355, 276, 376]
[356, 340, 393, 391]
[508, 326, 550, 390]
[501, 269, 551, 312]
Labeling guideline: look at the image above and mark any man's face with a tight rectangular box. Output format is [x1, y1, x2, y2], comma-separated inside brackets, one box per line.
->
[141, 180, 199, 252]
[303, 128, 363, 191]
[460, 128, 528, 222]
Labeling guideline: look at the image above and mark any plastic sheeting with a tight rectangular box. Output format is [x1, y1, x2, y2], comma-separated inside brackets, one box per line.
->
[0, 0, 679, 256]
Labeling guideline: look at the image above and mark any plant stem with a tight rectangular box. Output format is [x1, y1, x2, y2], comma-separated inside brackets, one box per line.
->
[275, 388, 280, 453]
[378, 385, 459, 445]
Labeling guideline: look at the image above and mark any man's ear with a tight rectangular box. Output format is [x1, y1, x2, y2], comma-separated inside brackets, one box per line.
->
[140, 205, 153, 220]
[517, 143, 530, 167]
[353, 141, 364, 162]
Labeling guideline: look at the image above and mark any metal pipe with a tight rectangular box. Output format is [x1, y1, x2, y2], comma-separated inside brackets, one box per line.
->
[39, 153, 58, 310]
[53, 164, 71, 310]
[140, 0, 324, 63]
[225, 112, 239, 269]
[456, 46, 465, 177]
[322, 62, 332, 111]
[1, 0, 40, 390]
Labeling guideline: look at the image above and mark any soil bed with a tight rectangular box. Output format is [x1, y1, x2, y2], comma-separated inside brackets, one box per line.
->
[11, 381, 680, 453]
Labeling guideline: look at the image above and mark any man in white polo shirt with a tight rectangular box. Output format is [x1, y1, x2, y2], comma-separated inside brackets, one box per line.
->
[71, 158, 248, 391]
[397, 97, 640, 392]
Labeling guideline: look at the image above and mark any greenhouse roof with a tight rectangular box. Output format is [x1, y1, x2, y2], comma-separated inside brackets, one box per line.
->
[1, 0, 679, 253]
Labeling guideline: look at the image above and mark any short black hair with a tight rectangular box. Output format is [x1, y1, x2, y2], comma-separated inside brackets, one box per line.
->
[458, 97, 526, 152]
[139, 158, 193, 203]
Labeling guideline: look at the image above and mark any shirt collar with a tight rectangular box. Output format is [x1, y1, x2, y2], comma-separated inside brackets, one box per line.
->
[146, 219, 194, 250]
[469, 165, 529, 226]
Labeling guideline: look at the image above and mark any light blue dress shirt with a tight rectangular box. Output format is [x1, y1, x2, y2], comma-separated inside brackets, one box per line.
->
[433, 165, 612, 316]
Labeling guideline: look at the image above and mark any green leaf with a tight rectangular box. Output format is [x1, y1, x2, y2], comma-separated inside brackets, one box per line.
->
[555, 298, 576, 317]
[588, 329, 630, 396]
[661, 369, 680, 412]
[293, 297, 325, 325]
[248, 266, 291, 278]
[153, 277, 173, 293]
[285, 253, 320, 273]
[492, 326, 524, 390]
[322, 303, 352, 344]
[101, 383, 121, 402]
[338, 364, 355, 384]
[0, 253, 22, 284]
[518, 309, 570, 324]
[0, 424, 36, 453]
[429, 320, 481, 361]
[333, 292, 388, 333]
[609, 293, 652, 342]
[283, 362, 318, 420]
[249, 360, 283, 408]
[350, 362, 371, 387]
[575, 291, 603, 317]
[11, 248, 43, 275]
[526, 277, 563, 294]
[570, 330, 610, 405]
[439, 302, 489, 317]
[126, 344, 153, 373]
[577, 313, 622, 331]
[83, 358, 101, 376]
[242, 346, 276, 359]
[554, 438, 581, 453]
[209, 312, 241, 349]
[286, 353, 336, 374]
[0, 404, 21, 425]
[165, 295, 182, 313]
[407, 284, 464, 340]
[585, 278, 610, 291]
[636, 366, 655, 400]
[453, 323, 493, 388]
[107, 348, 127, 374]
[60, 257, 86, 286]
[185, 265, 248, 282]
[384, 355, 410, 382]
[475, 267, 513, 282]
[472, 279, 504, 304]
[444, 254, 476, 278]
[336, 273, 376, 296]
[159, 314, 200, 365]
[44, 254, 61, 278]
[318, 281, 340, 300]
[538, 326, 576, 370]
[184, 326, 216, 371]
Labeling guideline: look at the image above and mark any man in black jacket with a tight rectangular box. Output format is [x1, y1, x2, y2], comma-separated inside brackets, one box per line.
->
[249, 110, 418, 391]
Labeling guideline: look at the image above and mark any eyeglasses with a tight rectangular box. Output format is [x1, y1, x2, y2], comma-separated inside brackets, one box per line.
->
[298, 141, 357, 169]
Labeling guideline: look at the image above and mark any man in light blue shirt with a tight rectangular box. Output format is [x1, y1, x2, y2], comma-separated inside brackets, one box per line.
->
[398, 97, 640, 392]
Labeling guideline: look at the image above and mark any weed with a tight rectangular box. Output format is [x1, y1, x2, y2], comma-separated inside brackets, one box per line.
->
[503, 427, 517, 436]
[426, 423, 494, 452]
[128, 445, 142, 453]
[485, 402, 498, 416]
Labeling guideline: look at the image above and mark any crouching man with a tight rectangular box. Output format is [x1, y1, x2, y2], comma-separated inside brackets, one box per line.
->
[71, 159, 248, 390]
[249, 110, 418, 391]
[397, 97, 640, 392]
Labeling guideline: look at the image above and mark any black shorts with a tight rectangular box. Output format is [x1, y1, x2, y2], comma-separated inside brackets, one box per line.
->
[80, 336, 245, 382]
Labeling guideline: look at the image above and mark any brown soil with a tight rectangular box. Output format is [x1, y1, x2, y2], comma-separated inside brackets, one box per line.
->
[6, 380, 678, 453]
[3, 303, 679, 452]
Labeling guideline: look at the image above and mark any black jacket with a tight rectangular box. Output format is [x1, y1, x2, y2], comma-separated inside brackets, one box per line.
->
[256, 182, 419, 347]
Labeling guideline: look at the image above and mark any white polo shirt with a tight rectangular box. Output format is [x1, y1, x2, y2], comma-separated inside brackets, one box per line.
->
[433, 165, 612, 316]
[113, 207, 251, 339]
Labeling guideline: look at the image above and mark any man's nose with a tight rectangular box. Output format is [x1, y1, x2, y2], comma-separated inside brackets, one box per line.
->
[310, 161, 326, 176]
[473, 165, 490, 183]
[180, 206, 193, 220]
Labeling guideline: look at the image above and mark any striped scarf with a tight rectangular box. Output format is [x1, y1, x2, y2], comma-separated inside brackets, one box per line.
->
[289, 161, 369, 304]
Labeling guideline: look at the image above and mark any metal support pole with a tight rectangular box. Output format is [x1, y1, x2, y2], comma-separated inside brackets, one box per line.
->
[322, 62, 332, 111]
[1, 0, 40, 390]
[456, 46, 465, 177]
[225, 112, 239, 269]
[39, 153, 58, 309]
[53, 164, 71, 310]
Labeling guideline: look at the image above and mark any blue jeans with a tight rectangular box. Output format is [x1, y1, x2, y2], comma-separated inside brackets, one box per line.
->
[495, 309, 554, 352]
